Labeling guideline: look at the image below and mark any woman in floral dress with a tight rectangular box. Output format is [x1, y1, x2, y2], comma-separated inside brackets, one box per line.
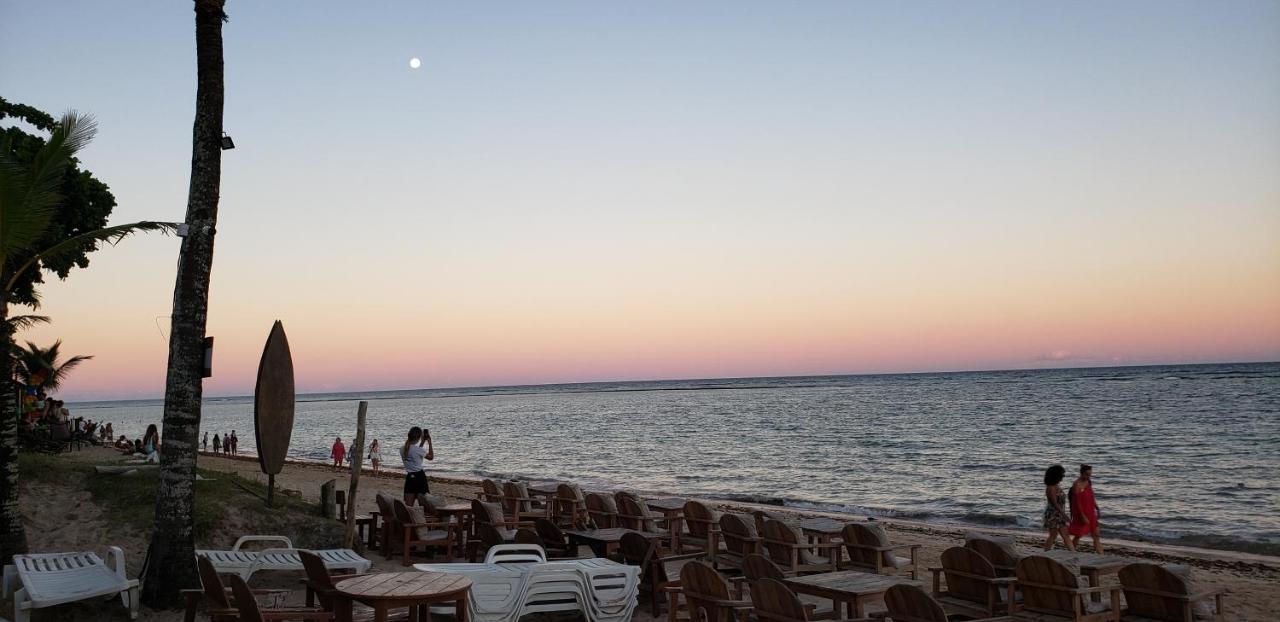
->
[1043, 464, 1076, 551]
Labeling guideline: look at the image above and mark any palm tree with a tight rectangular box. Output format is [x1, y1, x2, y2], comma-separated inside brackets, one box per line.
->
[142, 0, 229, 607]
[0, 111, 177, 562]
[13, 340, 93, 390]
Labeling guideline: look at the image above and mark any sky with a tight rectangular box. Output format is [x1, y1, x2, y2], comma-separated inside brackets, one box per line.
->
[2, 1, 1278, 400]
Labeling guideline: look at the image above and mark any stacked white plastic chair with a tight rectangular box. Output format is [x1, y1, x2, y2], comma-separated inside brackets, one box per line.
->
[415, 544, 640, 622]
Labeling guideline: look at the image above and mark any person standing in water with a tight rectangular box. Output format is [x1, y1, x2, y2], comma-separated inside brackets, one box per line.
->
[1069, 464, 1103, 553]
[1043, 464, 1075, 551]
[400, 427, 434, 506]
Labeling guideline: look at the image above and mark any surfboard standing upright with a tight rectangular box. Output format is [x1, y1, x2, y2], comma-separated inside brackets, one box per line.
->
[254, 321, 295, 506]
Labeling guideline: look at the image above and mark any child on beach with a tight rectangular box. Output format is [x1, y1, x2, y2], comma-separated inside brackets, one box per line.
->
[1069, 464, 1103, 553]
[400, 427, 434, 506]
[1043, 464, 1076, 551]
[369, 439, 381, 475]
[331, 437, 346, 471]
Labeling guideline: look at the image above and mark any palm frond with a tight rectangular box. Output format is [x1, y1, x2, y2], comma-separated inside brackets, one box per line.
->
[4, 220, 180, 295]
[6, 315, 50, 331]
[0, 111, 98, 260]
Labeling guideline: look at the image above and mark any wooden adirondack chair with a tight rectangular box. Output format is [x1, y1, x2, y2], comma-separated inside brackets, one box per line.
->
[586, 492, 619, 528]
[713, 513, 759, 571]
[1014, 556, 1121, 622]
[840, 522, 920, 579]
[736, 554, 835, 620]
[967, 533, 1024, 577]
[298, 551, 412, 622]
[182, 555, 302, 622]
[391, 499, 458, 565]
[554, 483, 590, 529]
[617, 494, 672, 544]
[681, 500, 721, 555]
[883, 583, 1012, 622]
[929, 546, 1017, 619]
[373, 493, 399, 560]
[615, 531, 705, 618]
[502, 481, 547, 522]
[761, 519, 839, 576]
[228, 574, 334, 622]
[470, 499, 533, 540]
[479, 479, 503, 502]
[1118, 563, 1227, 621]
[516, 518, 576, 558]
[676, 561, 753, 622]
[749, 578, 859, 622]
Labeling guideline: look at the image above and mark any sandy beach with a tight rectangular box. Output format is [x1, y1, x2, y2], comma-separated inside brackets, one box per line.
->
[185, 450, 1280, 621]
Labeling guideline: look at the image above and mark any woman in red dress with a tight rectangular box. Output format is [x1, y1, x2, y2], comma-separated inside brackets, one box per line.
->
[1068, 464, 1103, 553]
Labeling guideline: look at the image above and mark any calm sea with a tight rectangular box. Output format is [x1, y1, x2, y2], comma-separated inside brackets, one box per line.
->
[71, 363, 1279, 555]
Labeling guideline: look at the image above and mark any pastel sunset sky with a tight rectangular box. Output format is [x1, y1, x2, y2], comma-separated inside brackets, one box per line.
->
[2, 1, 1278, 400]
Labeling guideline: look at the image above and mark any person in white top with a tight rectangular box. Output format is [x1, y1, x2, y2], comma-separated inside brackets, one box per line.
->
[400, 426, 434, 506]
[369, 439, 382, 476]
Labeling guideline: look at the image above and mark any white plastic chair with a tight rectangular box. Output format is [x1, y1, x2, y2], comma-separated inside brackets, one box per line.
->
[196, 535, 371, 579]
[484, 543, 548, 565]
[0, 547, 138, 622]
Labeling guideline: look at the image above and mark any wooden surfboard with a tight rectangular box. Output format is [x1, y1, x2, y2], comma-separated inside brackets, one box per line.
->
[254, 320, 295, 476]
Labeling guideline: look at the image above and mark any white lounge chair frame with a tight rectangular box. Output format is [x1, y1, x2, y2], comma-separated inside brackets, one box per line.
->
[1, 547, 138, 622]
[196, 535, 372, 579]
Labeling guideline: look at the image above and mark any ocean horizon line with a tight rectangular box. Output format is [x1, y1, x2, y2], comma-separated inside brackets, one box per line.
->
[68, 359, 1278, 405]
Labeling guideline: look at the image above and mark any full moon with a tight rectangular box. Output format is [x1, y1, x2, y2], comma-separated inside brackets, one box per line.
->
[409, 57, 422, 69]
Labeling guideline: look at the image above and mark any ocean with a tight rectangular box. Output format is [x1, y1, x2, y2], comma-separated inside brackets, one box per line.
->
[71, 362, 1279, 556]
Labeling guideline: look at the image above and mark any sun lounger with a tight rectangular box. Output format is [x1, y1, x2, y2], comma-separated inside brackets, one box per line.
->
[196, 535, 371, 579]
[0, 547, 138, 622]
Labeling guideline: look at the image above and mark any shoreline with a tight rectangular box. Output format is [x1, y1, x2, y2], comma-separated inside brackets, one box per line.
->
[195, 449, 1280, 572]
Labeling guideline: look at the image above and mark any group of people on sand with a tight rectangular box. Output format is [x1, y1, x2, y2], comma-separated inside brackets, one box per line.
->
[1043, 463, 1103, 552]
[113, 423, 160, 463]
[328, 436, 387, 476]
[201, 430, 238, 455]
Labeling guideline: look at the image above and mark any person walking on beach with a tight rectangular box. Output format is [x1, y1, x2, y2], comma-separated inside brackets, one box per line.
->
[331, 436, 346, 471]
[369, 439, 381, 475]
[1069, 464, 1103, 553]
[212, 433, 221, 454]
[1043, 464, 1076, 551]
[400, 427, 434, 506]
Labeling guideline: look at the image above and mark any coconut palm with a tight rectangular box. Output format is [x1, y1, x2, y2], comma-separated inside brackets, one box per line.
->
[13, 340, 93, 390]
[0, 111, 178, 562]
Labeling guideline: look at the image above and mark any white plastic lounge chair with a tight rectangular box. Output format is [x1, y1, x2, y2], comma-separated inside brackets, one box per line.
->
[0, 547, 138, 622]
[196, 535, 371, 579]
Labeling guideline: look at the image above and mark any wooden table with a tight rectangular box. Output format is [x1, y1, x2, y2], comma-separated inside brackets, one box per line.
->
[785, 570, 921, 618]
[333, 571, 471, 622]
[798, 517, 849, 565]
[524, 482, 561, 519]
[1035, 550, 1129, 602]
[564, 528, 661, 558]
[434, 503, 474, 550]
[646, 498, 687, 550]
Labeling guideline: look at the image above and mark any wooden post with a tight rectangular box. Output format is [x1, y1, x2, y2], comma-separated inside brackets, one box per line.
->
[320, 479, 336, 519]
[343, 401, 368, 549]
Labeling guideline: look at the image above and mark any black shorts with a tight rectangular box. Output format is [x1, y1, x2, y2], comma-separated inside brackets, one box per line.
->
[404, 471, 430, 495]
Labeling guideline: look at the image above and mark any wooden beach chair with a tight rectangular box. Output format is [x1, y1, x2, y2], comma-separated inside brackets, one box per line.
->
[1014, 555, 1121, 622]
[1117, 562, 1227, 621]
[555, 483, 590, 529]
[1, 548, 138, 622]
[503, 481, 548, 522]
[752, 510, 786, 540]
[681, 500, 721, 555]
[928, 546, 1017, 619]
[514, 525, 577, 559]
[616, 530, 706, 618]
[391, 498, 458, 565]
[299, 550, 412, 622]
[748, 578, 858, 622]
[734, 554, 835, 619]
[617, 494, 673, 548]
[840, 522, 920, 579]
[480, 479, 503, 503]
[586, 492, 620, 528]
[183, 555, 299, 622]
[471, 499, 533, 541]
[676, 561, 753, 622]
[883, 582, 1012, 622]
[761, 519, 839, 576]
[533, 518, 578, 557]
[228, 574, 334, 622]
[713, 513, 760, 571]
[966, 532, 1025, 577]
[469, 523, 510, 562]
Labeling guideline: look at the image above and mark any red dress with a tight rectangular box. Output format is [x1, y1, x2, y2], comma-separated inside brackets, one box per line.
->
[332, 441, 346, 464]
[1068, 482, 1098, 536]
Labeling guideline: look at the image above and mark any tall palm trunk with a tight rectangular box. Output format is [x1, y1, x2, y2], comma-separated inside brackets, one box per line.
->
[0, 293, 26, 563]
[141, 0, 226, 608]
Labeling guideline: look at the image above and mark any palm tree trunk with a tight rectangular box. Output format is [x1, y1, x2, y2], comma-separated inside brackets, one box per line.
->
[0, 294, 28, 564]
[140, 0, 226, 608]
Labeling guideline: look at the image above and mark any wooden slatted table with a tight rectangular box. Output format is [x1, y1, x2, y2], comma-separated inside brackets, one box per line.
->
[434, 503, 474, 550]
[333, 571, 471, 622]
[798, 517, 850, 565]
[524, 482, 562, 519]
[784, 569, 920, 618]
[646, 498, 688, 551]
